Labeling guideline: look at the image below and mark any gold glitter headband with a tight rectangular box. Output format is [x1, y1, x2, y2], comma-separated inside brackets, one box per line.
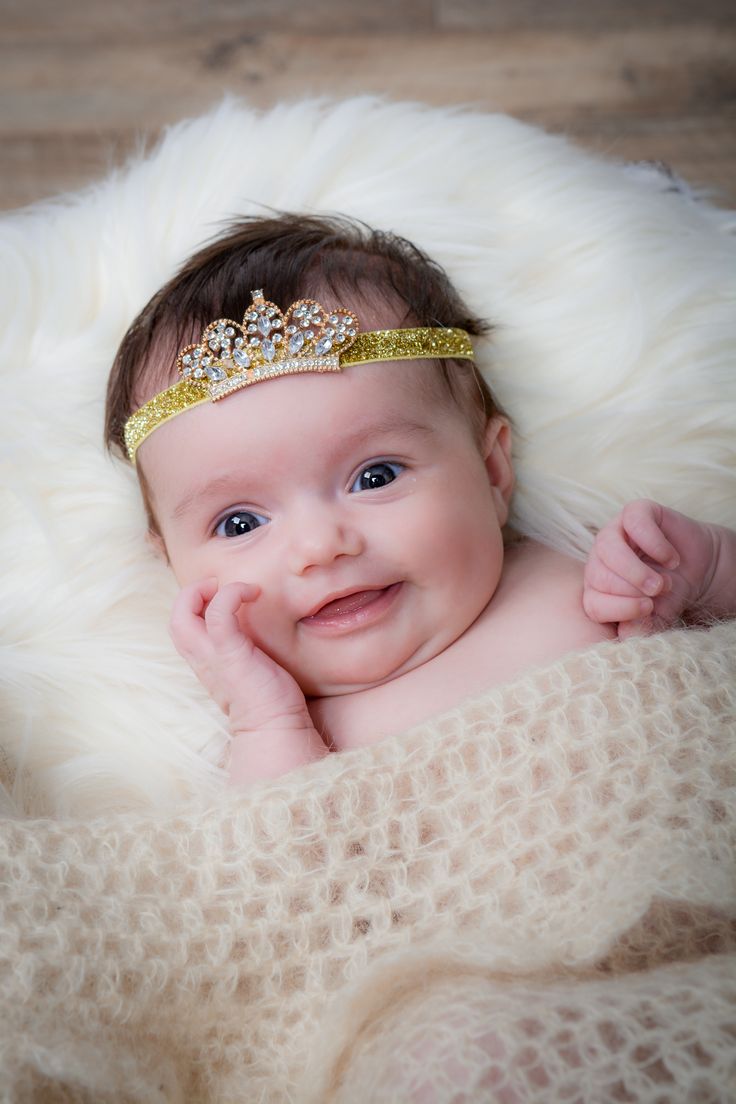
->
[123, 290, 474, 462]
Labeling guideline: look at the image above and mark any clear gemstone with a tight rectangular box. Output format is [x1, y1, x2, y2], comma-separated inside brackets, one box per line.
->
[257, 316, 271, 336]
[273, 318, 282, 328]
[301, 319, 310, 328]
[233, 349, 250, 368]
[182, 364, 191, 377]
[305, 330, 314, 339]
[274, 333, 282, 344]
[247, 311, 257, 321]
[193, 367, 204, 378]
[209, 339, 219, 350]
[262, 338, 276, 361]
[329, 314, 338, 324]
[193, 348, 202, 359]
[182, 354, 192, 365]
[249, 337, 259, 345]
[267, 307, 276, 317]
[347, 328, 356, 336]
[315, 336, 333, 355]
[207, 365, 226, 381]
[226, 326, 234, 336]
[235, 337, 244, 347]
[337, 334, 346, 343]
[286, 324, 297, 334]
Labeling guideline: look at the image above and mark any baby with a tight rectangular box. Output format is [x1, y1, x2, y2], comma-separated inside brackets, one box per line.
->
[106, 213, 736, 785]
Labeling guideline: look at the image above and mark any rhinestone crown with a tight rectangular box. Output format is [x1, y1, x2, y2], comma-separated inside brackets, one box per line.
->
[178, 290, 359, 401]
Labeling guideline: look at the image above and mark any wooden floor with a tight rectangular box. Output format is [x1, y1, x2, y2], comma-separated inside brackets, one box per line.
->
[3, 0, 736, 211]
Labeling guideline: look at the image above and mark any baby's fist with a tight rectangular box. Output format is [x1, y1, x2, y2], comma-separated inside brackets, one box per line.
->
[583, 500, 715, 639]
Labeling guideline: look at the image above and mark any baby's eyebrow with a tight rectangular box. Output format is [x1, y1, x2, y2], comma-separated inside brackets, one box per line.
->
[352, 415, 435, 440]
[171, 475, 245, 521]
[170, 416, 435, 520]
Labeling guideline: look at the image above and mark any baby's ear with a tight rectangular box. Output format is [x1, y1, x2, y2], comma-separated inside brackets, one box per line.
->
[482, 416, 514, 525]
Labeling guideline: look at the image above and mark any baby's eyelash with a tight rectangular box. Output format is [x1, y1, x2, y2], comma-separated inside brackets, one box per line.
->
[213, 509, 269, 538]
[349, 460, 404, 493]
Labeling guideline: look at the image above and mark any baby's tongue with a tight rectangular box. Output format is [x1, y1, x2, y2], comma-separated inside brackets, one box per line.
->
[315, 589, 384, 617]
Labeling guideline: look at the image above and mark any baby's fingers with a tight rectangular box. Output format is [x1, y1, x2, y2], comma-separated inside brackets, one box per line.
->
[619, 500, 680, 571]
[585, 556, 649, 599]
[204, 581, 261, 657]
[582, 588, 654, 625]
[594, 530, 670, 598]
[169, 577, 220, 661]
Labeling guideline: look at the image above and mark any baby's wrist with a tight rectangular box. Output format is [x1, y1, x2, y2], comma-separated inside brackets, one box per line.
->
[228, 720, 327, 784]
[697, 524, 736, 617]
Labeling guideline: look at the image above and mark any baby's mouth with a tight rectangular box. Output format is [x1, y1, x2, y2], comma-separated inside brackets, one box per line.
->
[301, 584, 401, 626]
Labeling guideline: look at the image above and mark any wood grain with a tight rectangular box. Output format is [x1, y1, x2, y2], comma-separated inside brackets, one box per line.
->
[2, 1, 735, 210]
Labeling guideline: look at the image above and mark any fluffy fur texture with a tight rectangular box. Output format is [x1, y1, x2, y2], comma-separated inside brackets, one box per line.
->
[1, 96, 735, 814]
[1, 623, 734, 1101]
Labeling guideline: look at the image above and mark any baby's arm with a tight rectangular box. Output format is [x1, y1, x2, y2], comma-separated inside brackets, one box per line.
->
[583, 500, 736, 639]
[169, 579, 329, 784]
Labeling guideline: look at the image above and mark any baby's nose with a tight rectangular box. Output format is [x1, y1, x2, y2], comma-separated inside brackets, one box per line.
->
[287, 505, 363, 574]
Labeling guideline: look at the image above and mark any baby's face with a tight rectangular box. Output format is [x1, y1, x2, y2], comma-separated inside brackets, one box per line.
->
[139, 360, 510, 698]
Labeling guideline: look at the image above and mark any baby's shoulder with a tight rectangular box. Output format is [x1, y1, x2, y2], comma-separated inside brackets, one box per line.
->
[486, 539, 615, 656]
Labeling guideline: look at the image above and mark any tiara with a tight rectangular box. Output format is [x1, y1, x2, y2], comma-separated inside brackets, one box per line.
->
[123, 289, 474, 462]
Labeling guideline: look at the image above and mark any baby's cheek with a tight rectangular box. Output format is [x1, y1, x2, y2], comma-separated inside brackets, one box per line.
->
[235, 596, 295, 671]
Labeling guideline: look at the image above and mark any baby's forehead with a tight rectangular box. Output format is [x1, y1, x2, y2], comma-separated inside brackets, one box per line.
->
[137, 359, 449, 512]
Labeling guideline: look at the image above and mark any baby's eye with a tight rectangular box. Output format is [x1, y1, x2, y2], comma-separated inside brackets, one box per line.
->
[214, 510, 269, 538]
[350, 461, 404, 493]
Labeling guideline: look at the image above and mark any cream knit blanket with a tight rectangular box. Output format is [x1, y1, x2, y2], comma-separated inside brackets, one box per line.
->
[2, 622, 734, 1103]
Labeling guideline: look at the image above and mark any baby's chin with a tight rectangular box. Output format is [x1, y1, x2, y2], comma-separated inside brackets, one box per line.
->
[292, 639, 448, 701]
[300, 669, 403, 701]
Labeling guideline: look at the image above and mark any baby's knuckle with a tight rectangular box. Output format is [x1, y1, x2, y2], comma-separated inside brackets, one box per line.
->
[203, 597, 226, 625]
[582, 590, 599, 620]
[622, 498, 656, 524]
[597, 529, 621, 561]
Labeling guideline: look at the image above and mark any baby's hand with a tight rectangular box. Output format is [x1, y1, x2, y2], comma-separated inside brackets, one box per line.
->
[169, 578, 328, 783]
[583, 500, 718, 640]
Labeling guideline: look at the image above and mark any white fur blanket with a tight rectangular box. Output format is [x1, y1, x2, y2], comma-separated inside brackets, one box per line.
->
[0, 97, 735, 1101]
[1, 96, 735, 814]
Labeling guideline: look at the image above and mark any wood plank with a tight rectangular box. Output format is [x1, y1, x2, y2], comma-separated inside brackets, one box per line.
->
[4, 28, 734, 131]
[4, 0, 735, 39]
[2, 0, 436, 41]
[439, 0, 736, 30]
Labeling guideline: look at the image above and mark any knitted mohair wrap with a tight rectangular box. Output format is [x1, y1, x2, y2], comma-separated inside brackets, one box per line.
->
[2, 622, 735, 1102]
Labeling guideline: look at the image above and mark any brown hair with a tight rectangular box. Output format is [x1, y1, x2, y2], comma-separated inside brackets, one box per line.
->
[105, 212, 500, 531]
